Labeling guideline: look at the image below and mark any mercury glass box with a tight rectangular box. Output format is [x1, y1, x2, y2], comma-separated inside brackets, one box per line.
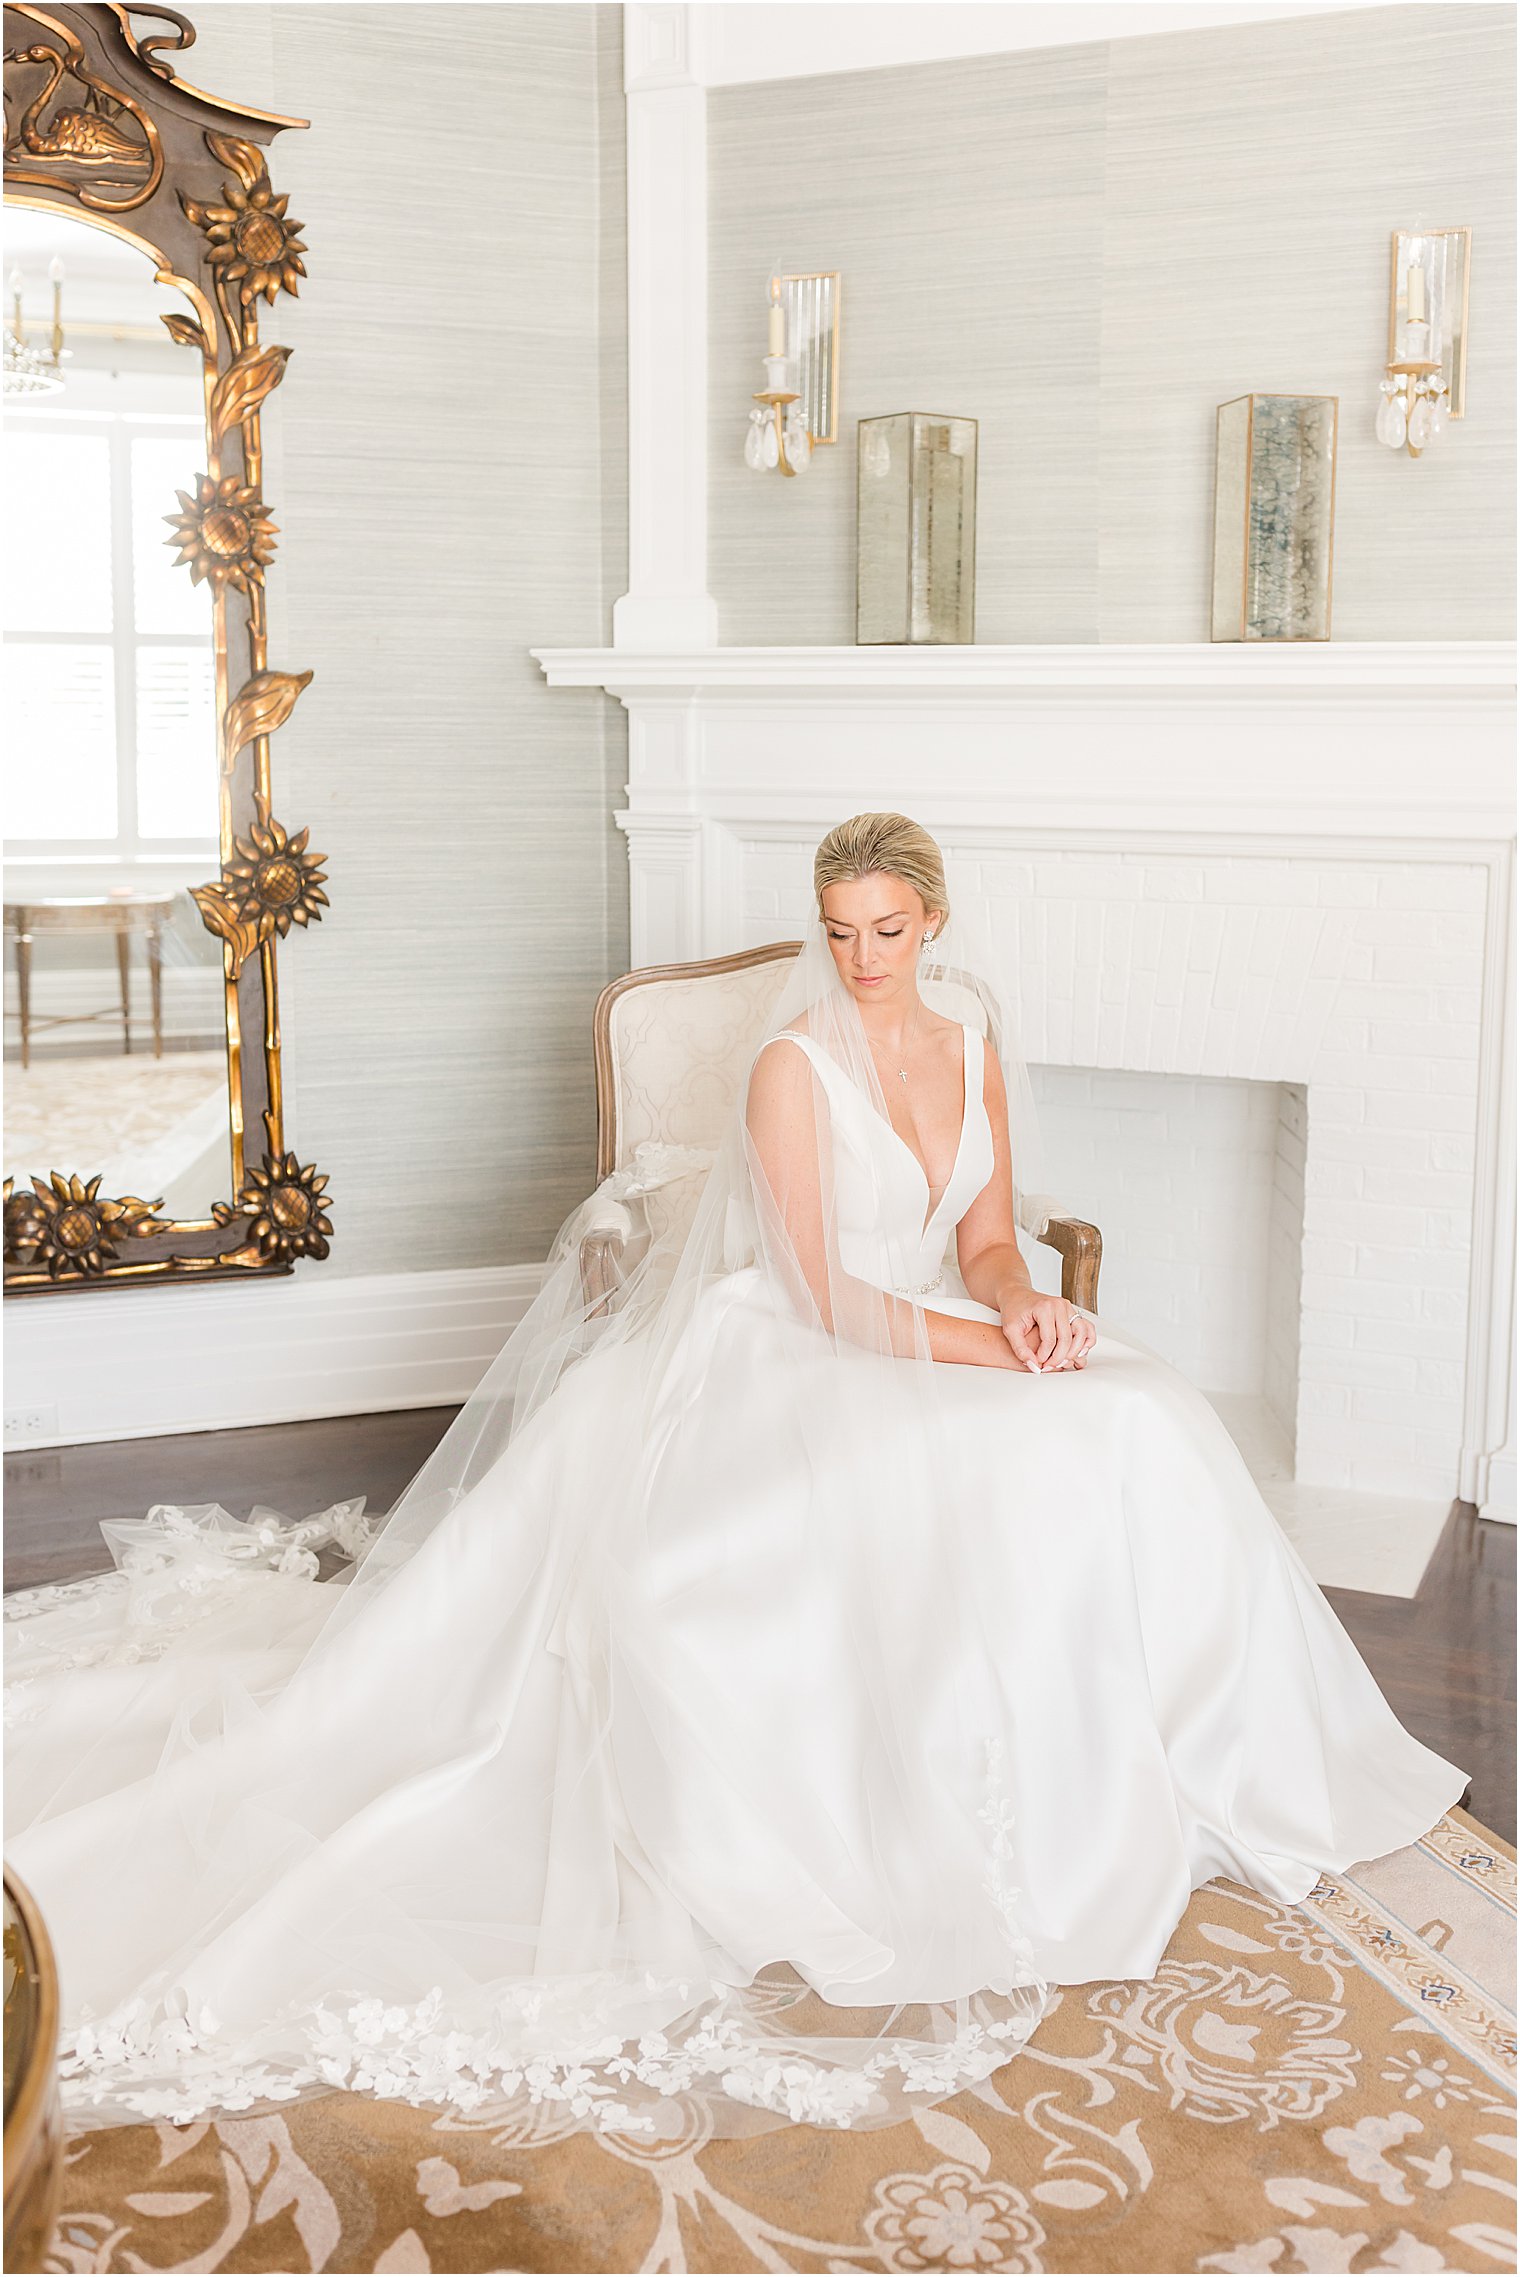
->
[1211, 394, 1338, 642]
[856, 413, 978, 645]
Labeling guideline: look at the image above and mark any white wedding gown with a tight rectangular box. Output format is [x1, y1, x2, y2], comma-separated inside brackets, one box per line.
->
[4, 1020, 1468, 2136]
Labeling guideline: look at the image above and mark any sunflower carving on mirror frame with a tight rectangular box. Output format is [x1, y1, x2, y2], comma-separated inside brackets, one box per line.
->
[191, 816, 329, 978]
[184, 169, 306, 304]
[213, 1152, 334, 1265]
[164, 470, 278, 592]
[3, 1176, 167, 1283]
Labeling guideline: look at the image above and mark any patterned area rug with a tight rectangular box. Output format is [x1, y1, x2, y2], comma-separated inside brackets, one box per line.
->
[43, 1809, 1515, 2275]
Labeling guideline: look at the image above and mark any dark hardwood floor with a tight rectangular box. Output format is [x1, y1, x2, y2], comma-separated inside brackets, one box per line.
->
[5, 1408, 1515, 1843]
[1323, 1502, 1515, 1847]
[4, 1406, 460, 1592]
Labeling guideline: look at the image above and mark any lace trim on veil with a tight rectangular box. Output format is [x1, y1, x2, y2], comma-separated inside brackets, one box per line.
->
[60, 1966, 1044, 2133]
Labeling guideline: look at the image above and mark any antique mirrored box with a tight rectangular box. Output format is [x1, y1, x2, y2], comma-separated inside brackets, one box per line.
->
[1211, 394, 1339, 642]
[856, 414, 978, 645]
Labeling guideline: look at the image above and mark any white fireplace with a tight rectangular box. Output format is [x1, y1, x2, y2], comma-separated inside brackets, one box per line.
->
[535, 641, 1516, 1524]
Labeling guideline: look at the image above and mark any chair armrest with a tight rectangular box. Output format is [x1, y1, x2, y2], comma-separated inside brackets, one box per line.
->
[580, 1226, 626, 1318]
[1036, 1216, 1102, 1311]
[582, 1206, 1100, 1317]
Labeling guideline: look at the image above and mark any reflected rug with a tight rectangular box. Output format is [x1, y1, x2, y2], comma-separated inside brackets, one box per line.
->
[5, 1053, 226, 1188]
[42, 1808, 1516, 2275]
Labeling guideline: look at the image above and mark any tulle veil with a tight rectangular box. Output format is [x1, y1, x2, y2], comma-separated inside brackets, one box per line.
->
[5, 891, 1063, 2139]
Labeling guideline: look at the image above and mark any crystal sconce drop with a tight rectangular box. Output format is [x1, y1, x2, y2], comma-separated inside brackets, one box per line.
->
[1376, 227, 1470, 459]
[744, 271, 840, 480]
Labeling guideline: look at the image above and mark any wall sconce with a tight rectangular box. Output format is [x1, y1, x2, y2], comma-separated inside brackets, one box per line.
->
[1375, 226, 1470, 457]
[743, 270, 840, 480]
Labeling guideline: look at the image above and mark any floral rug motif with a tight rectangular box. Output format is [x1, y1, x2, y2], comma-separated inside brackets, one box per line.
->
[43, 1808, 1516, 2274]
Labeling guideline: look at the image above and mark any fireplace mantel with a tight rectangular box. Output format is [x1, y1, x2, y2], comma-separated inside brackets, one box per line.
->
[534, 639, 1514, 699]
[534, 640, 1515, 847]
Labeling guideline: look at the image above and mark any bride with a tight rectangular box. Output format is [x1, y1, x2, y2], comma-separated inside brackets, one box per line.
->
[4, 811, 1467, 2141]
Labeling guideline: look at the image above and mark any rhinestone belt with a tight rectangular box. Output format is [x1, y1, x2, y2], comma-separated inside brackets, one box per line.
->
[893, 1275, 945, 1298]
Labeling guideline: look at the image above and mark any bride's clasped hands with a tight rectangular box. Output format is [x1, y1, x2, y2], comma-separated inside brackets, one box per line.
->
[998, 1289, 1095, 1373]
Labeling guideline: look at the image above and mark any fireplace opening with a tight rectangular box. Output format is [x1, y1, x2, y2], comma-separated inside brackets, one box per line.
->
[1021, 1068, 1307, 1468]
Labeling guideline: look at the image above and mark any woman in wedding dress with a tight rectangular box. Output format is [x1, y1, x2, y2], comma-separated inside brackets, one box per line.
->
[4, 811, 1467, 2141]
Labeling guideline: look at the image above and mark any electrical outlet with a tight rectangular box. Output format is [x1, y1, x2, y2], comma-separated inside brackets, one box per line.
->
[4, 1404, 59, 1445]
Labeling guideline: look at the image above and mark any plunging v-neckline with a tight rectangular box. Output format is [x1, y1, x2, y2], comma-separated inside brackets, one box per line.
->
[879, 1023, 972, 1243]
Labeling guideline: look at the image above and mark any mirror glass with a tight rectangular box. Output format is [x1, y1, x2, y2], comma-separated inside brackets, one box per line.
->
[4, 207, 232, 1224]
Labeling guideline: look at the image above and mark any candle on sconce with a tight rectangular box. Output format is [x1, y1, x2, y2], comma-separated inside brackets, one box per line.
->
[49, 256, 64, 358]
[767, 277, 786, 359]
[1406, 261, 1426, 324]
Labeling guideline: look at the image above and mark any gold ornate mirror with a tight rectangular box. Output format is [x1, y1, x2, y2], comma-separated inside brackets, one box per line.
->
[3, 2, 333, 1293]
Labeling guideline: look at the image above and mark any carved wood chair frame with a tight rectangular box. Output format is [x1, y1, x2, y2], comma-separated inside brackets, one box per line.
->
[584, 943, 1102, 1314]
[3, 2, 331, 1294]
[2, 1866, 63, 2269]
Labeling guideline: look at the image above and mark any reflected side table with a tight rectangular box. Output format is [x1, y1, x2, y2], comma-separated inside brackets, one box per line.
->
[4, 896, 177, 1070]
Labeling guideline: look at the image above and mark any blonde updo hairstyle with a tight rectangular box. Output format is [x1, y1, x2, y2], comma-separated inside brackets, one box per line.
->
[813, 812, 949, 940]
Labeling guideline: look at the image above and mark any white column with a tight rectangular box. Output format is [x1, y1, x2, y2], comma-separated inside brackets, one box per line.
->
[614, 4, 719, 651]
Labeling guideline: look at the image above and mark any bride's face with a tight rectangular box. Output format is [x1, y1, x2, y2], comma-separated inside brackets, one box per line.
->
[820, 872, 935, 1002]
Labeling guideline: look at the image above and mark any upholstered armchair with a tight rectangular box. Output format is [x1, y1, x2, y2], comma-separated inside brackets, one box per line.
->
[580, 944, 1102, 1315]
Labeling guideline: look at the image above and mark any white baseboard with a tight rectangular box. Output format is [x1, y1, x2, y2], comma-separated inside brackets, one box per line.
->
[1479, 1454, 1518, 1525]
[2, 1263, 545, 1449]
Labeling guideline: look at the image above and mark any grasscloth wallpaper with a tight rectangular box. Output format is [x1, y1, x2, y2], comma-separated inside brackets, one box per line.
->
[181, 4, 629, 1276]
[709, 2, 1516, 645]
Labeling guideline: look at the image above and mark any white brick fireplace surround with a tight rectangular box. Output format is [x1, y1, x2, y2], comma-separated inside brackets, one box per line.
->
[533, 641, 1516, 1525]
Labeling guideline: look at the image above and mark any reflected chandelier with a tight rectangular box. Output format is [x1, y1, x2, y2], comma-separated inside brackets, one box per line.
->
[4, 256, 67, 397]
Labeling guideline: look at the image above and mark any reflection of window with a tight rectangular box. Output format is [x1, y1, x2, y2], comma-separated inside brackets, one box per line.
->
[3, 415, 215, 853]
